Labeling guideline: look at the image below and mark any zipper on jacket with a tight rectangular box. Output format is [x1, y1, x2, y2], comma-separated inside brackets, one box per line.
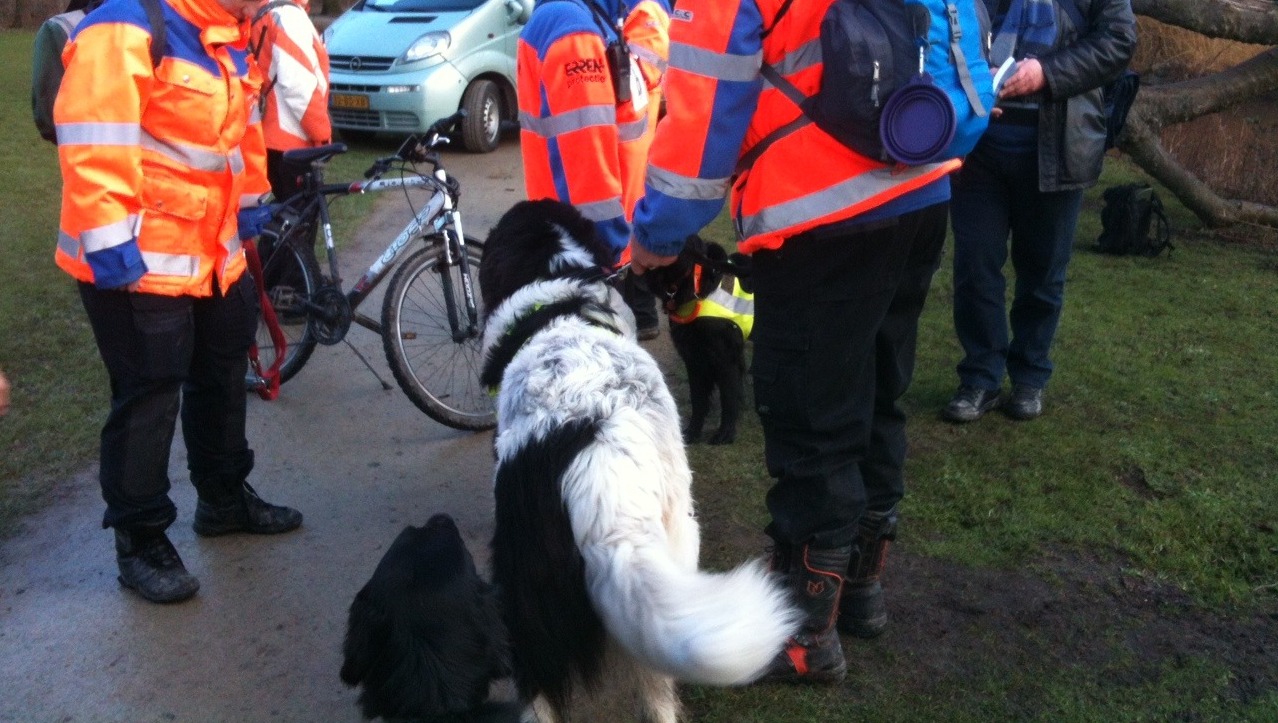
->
[871, 61, 880, 107]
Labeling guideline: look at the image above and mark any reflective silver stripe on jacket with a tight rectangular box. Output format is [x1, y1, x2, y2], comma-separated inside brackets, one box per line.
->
[576, 197, 626, 222]
[140, 250, 201, 277]
[629, 43, 667, 73]
[55, 122, 141, 146]
[618, 115, 649, 142]
[668, 42, 760, 81]
[519, 105, 617, 138]
[737, 164, 947, 240]
[78, 215, 142, 254]
[141, 132, 246, 174]
[766, 38, 820, 84]
[646, 165, 730, 202]
[220, 232, 243, 279]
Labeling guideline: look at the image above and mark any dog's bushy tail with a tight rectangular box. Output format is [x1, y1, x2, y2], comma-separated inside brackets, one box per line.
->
[585, 540, 800, 685]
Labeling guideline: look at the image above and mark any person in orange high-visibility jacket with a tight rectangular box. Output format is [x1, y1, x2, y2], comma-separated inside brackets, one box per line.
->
[250, 0, 331, 199]
[54, 0, 303, 605]
[613, 0, 670, 338]
[518, 0, 667, 338]
[630, 0, 958, 682]
[619, 0, 669, 217]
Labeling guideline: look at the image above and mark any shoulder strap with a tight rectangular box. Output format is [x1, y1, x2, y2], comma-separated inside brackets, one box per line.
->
[253, 0, 295, 26]
[945, 3, 988, 117]
[49, 10, 84, 35]
[139, 0, 166, 68]
[1147, 193, 1173, 255]
[761, 0, 796, 40]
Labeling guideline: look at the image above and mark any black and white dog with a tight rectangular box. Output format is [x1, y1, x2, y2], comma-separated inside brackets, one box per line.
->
[340, 513, 520, 722]
[479, 200, 798, 723]
[646, 237, 754, 445]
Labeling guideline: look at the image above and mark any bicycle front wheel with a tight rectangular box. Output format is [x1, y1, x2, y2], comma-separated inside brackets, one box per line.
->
[381, 237, 496, 431]
[255, 238, 321, 384]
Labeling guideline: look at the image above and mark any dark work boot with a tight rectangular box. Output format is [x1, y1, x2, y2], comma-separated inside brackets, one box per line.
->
[115, 528, 200, 603]
[759, 544, 851, 684]
[193, 482, 303, 537]
[838, 509, 898, 638]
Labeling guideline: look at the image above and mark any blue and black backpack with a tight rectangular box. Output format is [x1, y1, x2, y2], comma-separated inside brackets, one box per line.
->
[755, 0, 995, 166]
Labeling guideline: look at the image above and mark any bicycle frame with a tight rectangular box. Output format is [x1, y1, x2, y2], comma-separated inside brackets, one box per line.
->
[284, 163, 477, 340]
[252, 113, 496, 430]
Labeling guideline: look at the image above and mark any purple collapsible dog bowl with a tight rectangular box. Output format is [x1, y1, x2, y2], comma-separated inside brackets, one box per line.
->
[879, 74, 957, 165]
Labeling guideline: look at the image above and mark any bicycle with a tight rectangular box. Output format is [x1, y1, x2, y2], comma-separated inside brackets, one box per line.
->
[248, 111, 495, 432]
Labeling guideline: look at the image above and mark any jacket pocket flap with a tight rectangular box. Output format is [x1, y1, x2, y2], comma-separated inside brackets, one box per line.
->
[141, 174, 208, 220]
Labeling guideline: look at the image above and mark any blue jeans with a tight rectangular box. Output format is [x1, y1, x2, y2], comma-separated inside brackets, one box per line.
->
[950, 130, 1084, 391]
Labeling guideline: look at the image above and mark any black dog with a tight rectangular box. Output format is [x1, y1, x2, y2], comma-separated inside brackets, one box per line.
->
[340, 514, 520, 723]
[646, 237, 754, 445]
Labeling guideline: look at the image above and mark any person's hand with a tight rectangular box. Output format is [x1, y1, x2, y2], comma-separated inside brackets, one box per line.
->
[998, 57, 1045, 99]
[629, 242, 679, 276]
[237, 204, 278, 241]
[0, 371, 10, 417]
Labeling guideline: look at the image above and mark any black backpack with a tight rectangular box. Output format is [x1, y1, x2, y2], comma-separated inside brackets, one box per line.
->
[32, 0, 168, 144]
[1096, 183, 1173, 257]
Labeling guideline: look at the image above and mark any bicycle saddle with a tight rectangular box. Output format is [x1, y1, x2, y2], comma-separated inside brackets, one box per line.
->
[282, 143, 348, 165]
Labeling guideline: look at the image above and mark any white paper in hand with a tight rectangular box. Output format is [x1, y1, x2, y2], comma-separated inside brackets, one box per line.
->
[992, 57, 1017, 95]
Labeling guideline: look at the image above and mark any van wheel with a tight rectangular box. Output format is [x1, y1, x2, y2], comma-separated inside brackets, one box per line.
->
[460, 80, 502, 153]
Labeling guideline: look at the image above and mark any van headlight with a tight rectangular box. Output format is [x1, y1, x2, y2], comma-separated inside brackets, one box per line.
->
[402, 32, 451, 63]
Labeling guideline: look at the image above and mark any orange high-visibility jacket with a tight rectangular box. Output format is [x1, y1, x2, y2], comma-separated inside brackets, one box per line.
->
[54, 0, 270, 296]
[251, 0, 331, 151]
[619, 0, 670, 219]
[518, 0, 648, 262]
[632, 0, 961, 256]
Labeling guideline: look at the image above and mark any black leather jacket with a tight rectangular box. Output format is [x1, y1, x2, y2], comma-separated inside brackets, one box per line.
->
[986, 0, 1137, 191]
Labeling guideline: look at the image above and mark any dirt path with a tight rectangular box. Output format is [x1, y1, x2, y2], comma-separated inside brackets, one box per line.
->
[0, 140, 532, 721]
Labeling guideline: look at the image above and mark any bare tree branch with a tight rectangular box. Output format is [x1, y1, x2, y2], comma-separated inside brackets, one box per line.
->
[1133, 0, 1278, 45]
[1136, 47, 1278, 123]
[1123, 109, 1278, 227]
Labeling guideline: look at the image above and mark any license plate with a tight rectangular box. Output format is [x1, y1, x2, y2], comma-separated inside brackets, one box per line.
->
[331, 93, 370, 110]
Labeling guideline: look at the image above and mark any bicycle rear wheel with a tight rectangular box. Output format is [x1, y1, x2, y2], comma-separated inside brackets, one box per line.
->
[381, 236, 496, 431]
[255, 237, 322, 384]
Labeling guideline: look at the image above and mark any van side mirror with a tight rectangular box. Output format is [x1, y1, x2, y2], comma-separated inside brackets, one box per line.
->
[505, 0, 533, 24]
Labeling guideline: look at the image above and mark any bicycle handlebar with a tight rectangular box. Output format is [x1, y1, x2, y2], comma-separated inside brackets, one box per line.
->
[361, 110, 469, 179]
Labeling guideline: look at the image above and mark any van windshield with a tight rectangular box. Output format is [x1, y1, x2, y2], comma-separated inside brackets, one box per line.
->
[363, 0, 486, 12]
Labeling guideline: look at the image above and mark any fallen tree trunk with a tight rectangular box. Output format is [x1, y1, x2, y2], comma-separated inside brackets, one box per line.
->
[1117, 0, 1278, 228]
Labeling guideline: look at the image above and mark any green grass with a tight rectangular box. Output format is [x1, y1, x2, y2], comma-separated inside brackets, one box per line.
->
[4, 28, 1277, 721]
[0, 30, 382, 536]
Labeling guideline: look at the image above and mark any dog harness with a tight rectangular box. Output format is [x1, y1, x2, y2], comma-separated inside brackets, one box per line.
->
[670, 272, 754, 340]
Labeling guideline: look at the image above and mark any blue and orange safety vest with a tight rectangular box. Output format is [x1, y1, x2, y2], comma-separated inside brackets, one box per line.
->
[518, 0, 666, 263]
[632, 0, 961, 257]
[54, 0, 270, 295]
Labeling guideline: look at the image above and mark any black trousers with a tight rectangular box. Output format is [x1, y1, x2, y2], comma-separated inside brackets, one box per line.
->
[750, 203, 948, 548]
[78, 276, 258, 531]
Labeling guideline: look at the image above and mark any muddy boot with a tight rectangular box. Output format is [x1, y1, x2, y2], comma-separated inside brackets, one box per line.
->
[193, 482, 303, 537]
[115, 527, 200, 603]
[838, 509, 897, 638]
[759, 543, 851, 684]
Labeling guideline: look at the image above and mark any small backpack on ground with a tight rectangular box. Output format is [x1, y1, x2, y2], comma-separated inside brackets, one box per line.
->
[32, 0, 168, 144]
[1096, 183, 1173, 257]
[751, 0, 994, 167]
